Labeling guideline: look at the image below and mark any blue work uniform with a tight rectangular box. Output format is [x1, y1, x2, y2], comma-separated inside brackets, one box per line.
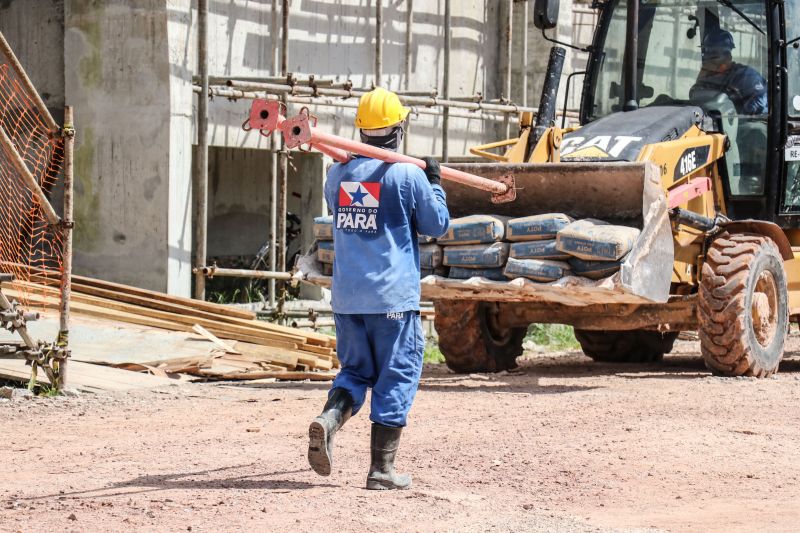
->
[324, 157, 449, 427]
[691, 62, 768, 115]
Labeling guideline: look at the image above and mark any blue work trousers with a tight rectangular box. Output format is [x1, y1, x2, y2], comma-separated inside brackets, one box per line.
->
[331, 311, 424, 427]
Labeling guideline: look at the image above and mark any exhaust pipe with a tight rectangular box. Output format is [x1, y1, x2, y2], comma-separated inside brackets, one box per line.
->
[526, 46, 565, 160]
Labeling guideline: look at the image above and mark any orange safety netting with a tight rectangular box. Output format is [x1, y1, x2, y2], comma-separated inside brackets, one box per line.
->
[0, 54, 65, 309]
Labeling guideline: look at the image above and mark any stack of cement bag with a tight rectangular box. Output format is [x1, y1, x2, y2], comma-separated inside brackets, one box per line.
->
[420, 235, 448, 278]
[313, 213, 639, 283]
[434, 214, 640, 282]
[504, 216, 640, 281]
[314, 216, 335, 276]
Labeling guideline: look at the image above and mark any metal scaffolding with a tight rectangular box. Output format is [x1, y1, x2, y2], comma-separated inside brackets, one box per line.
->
[192, 0, 576, 294]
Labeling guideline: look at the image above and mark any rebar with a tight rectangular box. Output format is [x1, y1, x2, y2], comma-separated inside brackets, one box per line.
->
[194, 266, 293, 280]
[216, 80, 538, 114]
[58, 106, 75, 387]
[522, 0, 529, 107]
[375, 0, 383, 86]
[442, 0, 451, 162]
[207, 87, 548, 121]
[194, 0, 209, 300]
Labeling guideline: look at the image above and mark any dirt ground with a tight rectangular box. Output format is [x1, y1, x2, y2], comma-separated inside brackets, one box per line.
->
[3, 337, 800, 533]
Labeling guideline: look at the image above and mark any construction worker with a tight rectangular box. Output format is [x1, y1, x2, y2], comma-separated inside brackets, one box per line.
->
[307, 87, 450, 490]
[690, 29, 768, 115]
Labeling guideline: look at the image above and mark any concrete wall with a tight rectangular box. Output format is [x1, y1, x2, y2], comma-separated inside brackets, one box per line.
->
[0, 0, 65, 124]
[1, 0, 594, 297]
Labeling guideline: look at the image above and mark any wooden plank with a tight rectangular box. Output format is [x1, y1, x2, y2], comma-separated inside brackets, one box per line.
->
[192, 324, 240, 354]
[197, 369, 337, 381]
[15, 271, 335, 349]
[7, 263, 256, 320]
[0, 359, 180, 392]
[11, 282, 312, 347]
[4, 285, 337, 371]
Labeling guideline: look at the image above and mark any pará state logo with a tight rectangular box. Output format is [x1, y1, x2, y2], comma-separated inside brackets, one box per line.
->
[337, 182, 381, 233]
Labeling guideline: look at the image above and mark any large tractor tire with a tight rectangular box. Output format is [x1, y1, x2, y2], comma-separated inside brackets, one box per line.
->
[574, 329, 678, 363]
[434, 300, 526, 373]
[698, 233, 788, 377]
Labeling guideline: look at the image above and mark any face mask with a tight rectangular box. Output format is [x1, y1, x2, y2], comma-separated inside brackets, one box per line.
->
[360, 125, 405, 152]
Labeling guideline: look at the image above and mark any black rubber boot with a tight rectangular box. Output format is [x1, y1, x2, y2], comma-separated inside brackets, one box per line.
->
[365, 423, 411, 490]
[308, 388, 353, 476]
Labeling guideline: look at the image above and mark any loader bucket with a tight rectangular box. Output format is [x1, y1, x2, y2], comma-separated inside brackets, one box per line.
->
[296, 161, 674, 305]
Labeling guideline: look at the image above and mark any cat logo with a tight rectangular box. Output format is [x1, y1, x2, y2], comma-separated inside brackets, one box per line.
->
[561, 135, 643, 159]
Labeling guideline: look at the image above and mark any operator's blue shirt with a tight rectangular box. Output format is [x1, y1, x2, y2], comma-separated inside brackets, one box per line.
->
[324, 157, 449, 314]
[692, 62, 768, 115]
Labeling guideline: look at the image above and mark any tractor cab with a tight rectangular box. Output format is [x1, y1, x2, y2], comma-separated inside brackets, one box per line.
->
[538, 0, 800, 225]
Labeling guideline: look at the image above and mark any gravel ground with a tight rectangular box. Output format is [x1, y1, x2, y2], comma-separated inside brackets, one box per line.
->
[2, 338, 800, 532]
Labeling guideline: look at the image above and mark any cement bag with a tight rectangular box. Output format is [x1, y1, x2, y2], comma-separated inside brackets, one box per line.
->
[448, 266, 507, 282]
[509, 239, 571, 260]
[420, 244, 443, 269]
[313, 216, 334, 240]
[418, 234, 436, 244]
[421, 267, 449, 278]
[437, 215, 507, 245]
[317, 240, 335, 264]
[556, 219, 640, 261]
[443, 243, 509, 268]
[504, 257, 571, 282]
[322, 262, 334, 276]
[568, 257, 623, 280]
[506, 213, 573, 242]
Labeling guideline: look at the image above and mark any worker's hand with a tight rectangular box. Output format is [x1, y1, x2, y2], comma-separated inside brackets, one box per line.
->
[421, 157, 441, 187]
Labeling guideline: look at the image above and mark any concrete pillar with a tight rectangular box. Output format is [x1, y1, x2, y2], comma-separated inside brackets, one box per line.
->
[64, 0, 193, 295]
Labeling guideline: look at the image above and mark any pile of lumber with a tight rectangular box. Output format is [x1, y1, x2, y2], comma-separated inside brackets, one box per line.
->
[3, 272, 337, 380]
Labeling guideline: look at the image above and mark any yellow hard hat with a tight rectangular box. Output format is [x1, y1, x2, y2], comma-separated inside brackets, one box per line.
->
[355, 87, 410, 130]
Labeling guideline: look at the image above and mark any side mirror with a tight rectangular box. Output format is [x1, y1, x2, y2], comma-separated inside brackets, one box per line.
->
[533, 0, 560, 30]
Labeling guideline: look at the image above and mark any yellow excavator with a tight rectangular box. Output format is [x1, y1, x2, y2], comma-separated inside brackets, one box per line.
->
[430, 0, 800, 377]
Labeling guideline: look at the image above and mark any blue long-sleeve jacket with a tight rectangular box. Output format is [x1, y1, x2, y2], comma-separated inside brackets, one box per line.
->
[324, 157, 450, 314]
[692, 62, 768, 115]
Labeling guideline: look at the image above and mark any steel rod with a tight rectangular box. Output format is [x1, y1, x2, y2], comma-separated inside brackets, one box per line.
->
[278, 1, 289, 280]
[221, 80, 537, 114]
[194, 266, 293, 280]
[0, 121, 60, 225]
[312, 142, 350, 162]
[0, 290, 37, 350]
[442, 0, 451, 162]
[194, 0, 209, 300]
[375, 0, 383, 86]
[505, 0, 513, 139]
[522, 0, 529, 107]
[269, 0, 280, 306]
[302, 128, 509, 195]
[281, 0, 289, 76]
[404, 0, 413, 91]
[209, 87, 543, 120]
[58, 106, 75, 387]
[277, 94, 288, 274]
[0, 31, 58, 133]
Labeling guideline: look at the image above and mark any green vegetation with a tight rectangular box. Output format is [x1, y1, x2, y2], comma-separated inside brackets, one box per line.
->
[525, 323, 580, 351]
[423, 337, 445, 364]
